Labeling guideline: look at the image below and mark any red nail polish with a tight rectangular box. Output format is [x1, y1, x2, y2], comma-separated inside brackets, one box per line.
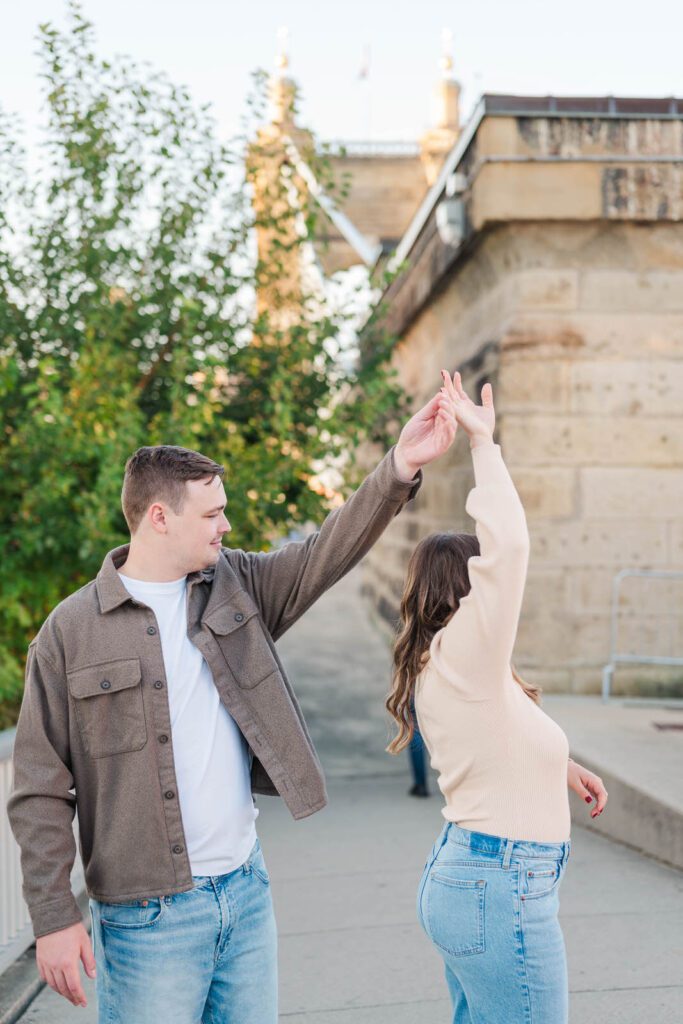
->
[585, 796, 592, 803]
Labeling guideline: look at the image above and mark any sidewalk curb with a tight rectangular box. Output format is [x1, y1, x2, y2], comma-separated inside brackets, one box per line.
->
[0, 891, 91, 1024]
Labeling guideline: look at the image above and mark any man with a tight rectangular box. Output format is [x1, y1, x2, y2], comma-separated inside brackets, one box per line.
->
[8, 384, 459, 1022]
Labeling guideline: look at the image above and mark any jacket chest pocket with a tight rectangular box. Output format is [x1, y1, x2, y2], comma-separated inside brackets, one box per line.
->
[206, 592, 280, 690]
[67, 658, 147, 758]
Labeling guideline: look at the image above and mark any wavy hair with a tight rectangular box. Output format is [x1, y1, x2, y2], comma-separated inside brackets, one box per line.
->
[386, 532, 541, 754]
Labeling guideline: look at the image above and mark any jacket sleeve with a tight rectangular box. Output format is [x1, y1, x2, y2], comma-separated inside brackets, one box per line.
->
[428, 441, 530, 698]
[230, 445, 422, 642]
[6, 638, 82, 939]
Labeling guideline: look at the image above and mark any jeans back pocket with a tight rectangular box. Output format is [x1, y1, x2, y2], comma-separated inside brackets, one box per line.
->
[425, 872, 486, 957]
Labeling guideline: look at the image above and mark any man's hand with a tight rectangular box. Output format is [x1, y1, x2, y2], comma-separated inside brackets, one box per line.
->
[394, 372, 458, 481]
[36, 921, 96, 1008]
[568, 758, 608, 819]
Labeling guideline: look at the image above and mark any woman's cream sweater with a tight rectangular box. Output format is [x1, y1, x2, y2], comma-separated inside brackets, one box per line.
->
[414, 440, 571, 843]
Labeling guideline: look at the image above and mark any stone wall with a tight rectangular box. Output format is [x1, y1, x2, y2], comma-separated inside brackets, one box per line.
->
[362, 220, 683, 696]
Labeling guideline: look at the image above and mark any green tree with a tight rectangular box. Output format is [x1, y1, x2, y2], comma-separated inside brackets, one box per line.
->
[0, 3, 406, 725]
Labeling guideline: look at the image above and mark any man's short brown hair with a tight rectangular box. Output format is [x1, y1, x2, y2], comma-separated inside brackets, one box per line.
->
[121, 445, 225, 533]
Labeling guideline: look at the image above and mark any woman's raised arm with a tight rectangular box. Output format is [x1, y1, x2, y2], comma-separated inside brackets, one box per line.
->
[428, 373, 530, 698]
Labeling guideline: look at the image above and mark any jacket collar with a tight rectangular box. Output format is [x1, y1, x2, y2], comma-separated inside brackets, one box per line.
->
[95, 544, 214, 614]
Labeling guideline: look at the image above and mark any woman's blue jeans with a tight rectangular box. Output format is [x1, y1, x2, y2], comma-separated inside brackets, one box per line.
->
[417, 822, 571, 1024]
[89, 839, 277, 1024]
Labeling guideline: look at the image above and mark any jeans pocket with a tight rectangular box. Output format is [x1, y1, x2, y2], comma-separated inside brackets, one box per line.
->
[249, 843, 271, 887]
[98, 897, 165, 929]
[416, 833, 445, 930]
[521, 859, 564, 901]
[416, 860, 431, 931]
[425, 872, 486, 957]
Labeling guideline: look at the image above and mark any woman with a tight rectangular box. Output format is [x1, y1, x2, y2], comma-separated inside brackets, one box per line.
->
[386, 370, 608, 1023]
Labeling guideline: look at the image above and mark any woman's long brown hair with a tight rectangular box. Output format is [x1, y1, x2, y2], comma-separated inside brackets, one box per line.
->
[386, 532, 542, 754]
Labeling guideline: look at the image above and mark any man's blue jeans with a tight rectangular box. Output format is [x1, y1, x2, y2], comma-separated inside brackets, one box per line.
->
[89, 839, 277, 1024]
[418, 822, 571, 1023]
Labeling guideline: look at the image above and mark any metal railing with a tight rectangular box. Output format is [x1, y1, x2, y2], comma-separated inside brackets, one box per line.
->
[602, 569, 683, 701]
[0, 727, 85, 975]
[322, 140, 421, 158]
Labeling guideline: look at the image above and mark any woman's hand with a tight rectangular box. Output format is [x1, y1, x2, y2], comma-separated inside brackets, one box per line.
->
[393, 385, 458, 480]
[440, 370, 495, 447]
[567, 758, 608, 819]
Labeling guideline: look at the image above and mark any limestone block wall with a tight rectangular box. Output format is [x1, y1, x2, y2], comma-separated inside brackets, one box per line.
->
[362, 220, 683, 696]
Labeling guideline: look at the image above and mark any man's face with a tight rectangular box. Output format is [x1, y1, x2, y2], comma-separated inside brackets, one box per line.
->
[163, 475, 231, 572]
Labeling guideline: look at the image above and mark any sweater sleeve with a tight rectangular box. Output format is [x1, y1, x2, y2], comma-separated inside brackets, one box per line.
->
[428, 441, 530, 699]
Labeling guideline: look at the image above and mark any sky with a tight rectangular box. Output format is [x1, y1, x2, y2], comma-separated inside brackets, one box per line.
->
[2, 0, 683, 158]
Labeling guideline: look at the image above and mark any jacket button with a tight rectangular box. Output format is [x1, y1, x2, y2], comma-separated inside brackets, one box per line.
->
[164, 790, 175, 800]
[158, 734, 169, 744]
[234, 612, 244, 622]
[147, 626, 157, 635]
[172, 845, 184, 855]
[153, 680, 164, 690]
[100, 680, 112, 690]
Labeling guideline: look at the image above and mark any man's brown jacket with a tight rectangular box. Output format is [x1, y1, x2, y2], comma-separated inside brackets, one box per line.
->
[7, 447, 421, 938]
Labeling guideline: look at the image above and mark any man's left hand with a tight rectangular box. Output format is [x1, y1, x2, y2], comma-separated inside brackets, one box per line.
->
[394, 371, 458, 481]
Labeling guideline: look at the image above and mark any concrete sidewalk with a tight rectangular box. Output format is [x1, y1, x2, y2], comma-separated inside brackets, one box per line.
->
[11, 568, 683, 1023]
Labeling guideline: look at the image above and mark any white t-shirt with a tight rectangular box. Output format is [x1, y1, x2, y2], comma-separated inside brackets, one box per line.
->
[119, 572, 258, 875]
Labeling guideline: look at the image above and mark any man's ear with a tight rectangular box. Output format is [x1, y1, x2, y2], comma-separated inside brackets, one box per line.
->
[148, 502, 169, 534]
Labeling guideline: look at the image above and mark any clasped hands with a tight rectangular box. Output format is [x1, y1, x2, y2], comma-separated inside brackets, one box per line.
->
[393, 369, 495, 482]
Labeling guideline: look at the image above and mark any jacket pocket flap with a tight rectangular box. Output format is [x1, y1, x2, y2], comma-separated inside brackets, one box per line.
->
[67, 658, 142, 699]
[203, 590, 260, 636]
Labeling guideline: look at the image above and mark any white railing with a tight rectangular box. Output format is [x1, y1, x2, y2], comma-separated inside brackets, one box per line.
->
[322, 139, 421, 157]
[0, 726, 85, 975]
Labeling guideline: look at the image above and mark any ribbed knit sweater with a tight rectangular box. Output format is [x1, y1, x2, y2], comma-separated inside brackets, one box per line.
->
[414, 441, 571, 843]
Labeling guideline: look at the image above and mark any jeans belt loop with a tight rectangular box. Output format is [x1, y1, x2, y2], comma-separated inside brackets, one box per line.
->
[502, 837, 514, 869]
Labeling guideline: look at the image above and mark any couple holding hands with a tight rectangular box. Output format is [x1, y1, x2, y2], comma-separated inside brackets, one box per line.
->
[8, 371, 606, 1023]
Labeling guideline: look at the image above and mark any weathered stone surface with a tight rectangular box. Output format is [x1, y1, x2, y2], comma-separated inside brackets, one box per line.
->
[580, 467, 683, 518]
[511, 467, 578, 518]
[472, 162, 602, 227]
[602, 165, 683, 221]
[569, 360, 683, 416]
[503, 414, 683, 465]
[580, 270, 683, 312]
[529, 519, 668, 568]
[498, 360, 572, 411]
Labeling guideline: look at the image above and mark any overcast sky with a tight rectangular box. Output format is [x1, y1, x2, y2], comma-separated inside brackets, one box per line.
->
[2, 0, 682, 155]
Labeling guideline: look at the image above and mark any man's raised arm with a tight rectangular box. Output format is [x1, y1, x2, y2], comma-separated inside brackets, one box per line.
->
[230, 384, 458, 642]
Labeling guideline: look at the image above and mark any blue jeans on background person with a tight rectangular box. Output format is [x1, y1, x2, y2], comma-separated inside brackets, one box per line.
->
[417, 821, 571, 1024]
[89, 838, 277, 1024]
[408, 698, 429, 795]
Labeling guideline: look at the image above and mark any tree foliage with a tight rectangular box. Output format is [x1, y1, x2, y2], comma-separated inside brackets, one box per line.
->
[0, 3, 406, 720]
